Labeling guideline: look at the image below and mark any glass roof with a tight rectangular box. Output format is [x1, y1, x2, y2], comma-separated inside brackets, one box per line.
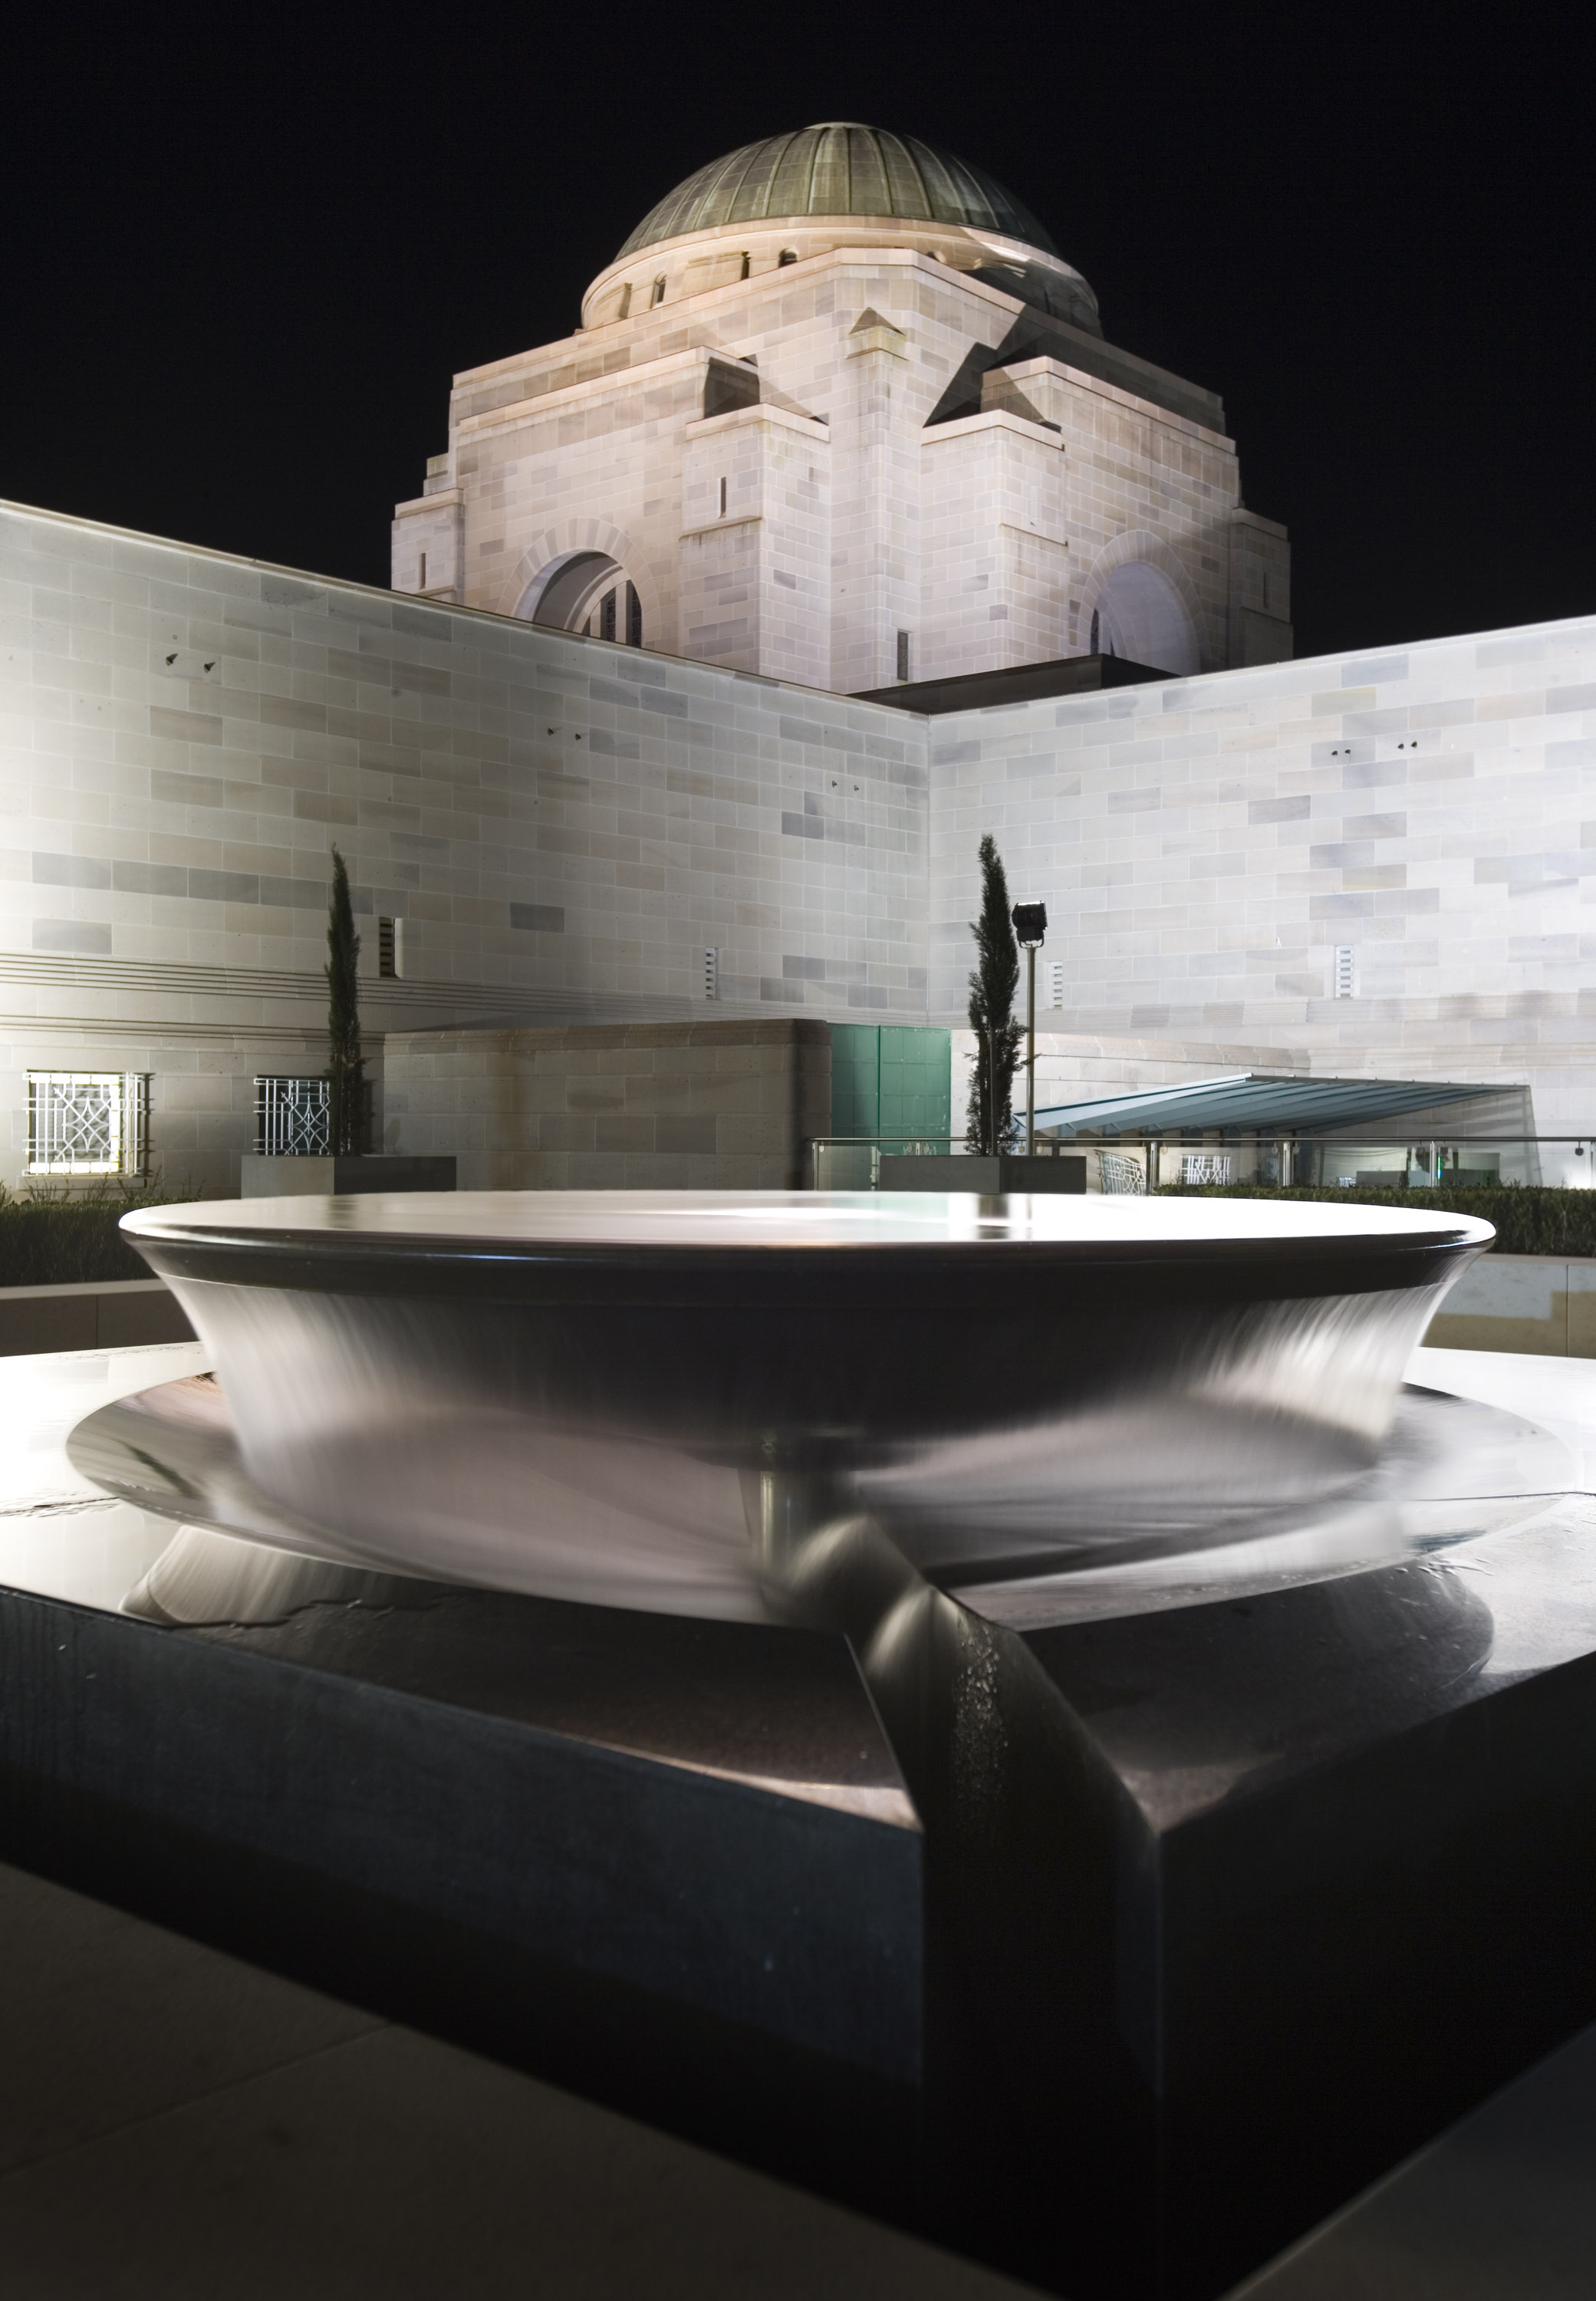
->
[1035, 1074, 1506, 1139]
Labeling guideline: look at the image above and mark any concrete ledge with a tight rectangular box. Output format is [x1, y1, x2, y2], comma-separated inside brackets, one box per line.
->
[1425, 1254, 1596, 1358]
[0, 1279, 196, 1358]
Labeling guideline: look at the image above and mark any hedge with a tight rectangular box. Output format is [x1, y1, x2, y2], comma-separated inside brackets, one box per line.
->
[0, 1183, 174, 1287]
[1156, 1181, 1596, 1257]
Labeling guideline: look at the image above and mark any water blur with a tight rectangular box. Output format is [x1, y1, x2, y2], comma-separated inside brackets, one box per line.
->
[120, 1190, 1495, 1625]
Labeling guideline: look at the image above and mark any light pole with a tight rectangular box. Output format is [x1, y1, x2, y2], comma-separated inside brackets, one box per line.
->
[1011, 902, 1048, 1156]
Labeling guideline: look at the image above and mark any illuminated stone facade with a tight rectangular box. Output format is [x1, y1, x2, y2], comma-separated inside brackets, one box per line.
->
[392, 125, 1292, 693]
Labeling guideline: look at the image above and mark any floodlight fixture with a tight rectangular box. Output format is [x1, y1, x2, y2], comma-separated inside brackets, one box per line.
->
[1011, 903, 1048, 1150]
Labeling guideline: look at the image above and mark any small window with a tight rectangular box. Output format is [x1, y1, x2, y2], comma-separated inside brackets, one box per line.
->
[378, 917, 403, 979]
[778, 248, 798, 267]
[617, 283, 632, 318]
[703, 947, 720, 1001]
[1090, 607, 1100, 653]
[650, 275, 666, 306]
[1334, 946, 1356, 999]
[626, 581, 642, 648]
[418, 551, 427, 591]
[28, 1071, 149, 1176]
[599, 588, 617, 642]
[254, 1075, 331, 1157]
[896, 630, 912, 683]
[739, 252, 750, 280]
[718, 477, 728, 518]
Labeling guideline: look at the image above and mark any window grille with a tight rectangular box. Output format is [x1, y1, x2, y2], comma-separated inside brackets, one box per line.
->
[1098, 1149, 1146, 1196]
[1334, 946, 1356, 998]
[896, 630, 912, 683]
[703, 948, 720, 1002]
[28, 1072, 149, 1176]
[254, 1075, 331, 1157]
[1181, 1154, 1232, 1186]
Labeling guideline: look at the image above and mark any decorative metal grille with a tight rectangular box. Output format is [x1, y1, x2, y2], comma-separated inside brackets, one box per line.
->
[1181, 1154, 1232, 1186]
[1098, 1149, 1147, 1195]
[28, 1072, 149, 1175]
[254, 1075, 331, 1156]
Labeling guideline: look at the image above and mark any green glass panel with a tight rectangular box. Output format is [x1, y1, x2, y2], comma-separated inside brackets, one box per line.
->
[829, 1024, 880, 1136]
[878, 1026, 951, 1137]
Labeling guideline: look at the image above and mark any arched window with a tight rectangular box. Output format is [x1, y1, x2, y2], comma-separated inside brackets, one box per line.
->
[778, 249, 798, 267]
[1088, 563, 1199, 676]
[521, 553, 644, 647]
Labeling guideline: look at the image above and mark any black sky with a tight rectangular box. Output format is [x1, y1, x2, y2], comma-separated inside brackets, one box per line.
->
[4, 2, 1591, 663]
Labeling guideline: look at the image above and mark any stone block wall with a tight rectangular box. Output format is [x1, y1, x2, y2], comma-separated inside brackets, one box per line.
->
[926, 616, 1596, 1134]
[383, 1018, 831, 1190]
[400, 248, 1262, 691]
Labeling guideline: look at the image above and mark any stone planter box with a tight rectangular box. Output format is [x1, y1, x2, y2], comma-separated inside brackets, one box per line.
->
[239, 1154, 456, 1198]
[1424, 1253, 1596, 1358]
[0, 1279, 196, 1358]
[877, 1153, 1087, 1193]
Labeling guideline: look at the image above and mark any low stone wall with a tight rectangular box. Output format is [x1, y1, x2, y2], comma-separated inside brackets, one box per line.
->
[0, 1279, 196, 1358]
[1425, 1254, 1596, 1358]
[383, 1019, 831, 1190]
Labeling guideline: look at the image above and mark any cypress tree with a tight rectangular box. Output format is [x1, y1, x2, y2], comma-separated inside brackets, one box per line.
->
[325, 846, 366, 1156]
[966, 834, 1025, 1154]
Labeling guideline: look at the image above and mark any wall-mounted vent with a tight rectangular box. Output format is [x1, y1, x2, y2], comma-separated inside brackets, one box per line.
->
[1334, 945, 1356, 999]
[378, 917, 403, 979]
[1048, 961, 1066, 1010]
[703, 947, 721, 1001]
[896, 630, 912, 683]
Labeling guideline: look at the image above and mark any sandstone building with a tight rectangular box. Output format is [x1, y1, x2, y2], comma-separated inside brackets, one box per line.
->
[0, 123, 1589, 1197]
[390, 123, 1292, 693]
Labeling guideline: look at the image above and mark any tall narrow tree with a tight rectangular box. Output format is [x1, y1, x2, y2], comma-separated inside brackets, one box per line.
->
[325, 846, 365, 1157]
[966, 834, 1024, 1154]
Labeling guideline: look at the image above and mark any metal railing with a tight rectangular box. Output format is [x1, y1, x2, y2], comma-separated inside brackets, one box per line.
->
[808, 1134, 1596, 1192]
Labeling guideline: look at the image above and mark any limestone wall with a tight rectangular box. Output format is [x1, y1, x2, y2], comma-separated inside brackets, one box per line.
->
[928, 616, 1596, 1134]
[383, 1019, 830, 1190]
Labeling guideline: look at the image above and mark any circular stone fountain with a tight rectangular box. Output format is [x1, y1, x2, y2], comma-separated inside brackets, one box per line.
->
[87, 1189, 1512, 1625]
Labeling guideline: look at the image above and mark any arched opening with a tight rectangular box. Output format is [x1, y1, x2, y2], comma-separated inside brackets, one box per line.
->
[1090, 561, 1199, 676]
[522, 552, 644, 647]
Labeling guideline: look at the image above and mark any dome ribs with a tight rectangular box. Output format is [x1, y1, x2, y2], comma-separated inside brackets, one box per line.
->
[845, 124, 891, 220]
[609, 122, 1063, 270]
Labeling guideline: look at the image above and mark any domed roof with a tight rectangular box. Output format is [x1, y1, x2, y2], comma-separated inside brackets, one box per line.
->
[615, 123, 1059, 264]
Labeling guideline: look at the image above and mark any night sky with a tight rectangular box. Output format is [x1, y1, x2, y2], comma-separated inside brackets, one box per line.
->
[5, 4, 1591, 663]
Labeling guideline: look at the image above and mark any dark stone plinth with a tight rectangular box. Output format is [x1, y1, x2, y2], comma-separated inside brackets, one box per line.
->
[916, 1515, 1596, 2300]
[0, 1582, 922, 2220]
[8, 1487, 1596, 2299]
